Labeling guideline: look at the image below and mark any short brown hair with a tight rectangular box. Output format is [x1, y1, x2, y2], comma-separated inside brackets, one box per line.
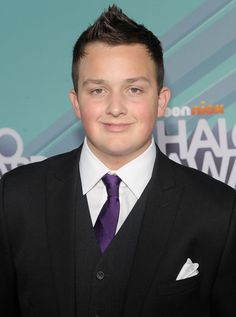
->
[72, 5, 164, 93]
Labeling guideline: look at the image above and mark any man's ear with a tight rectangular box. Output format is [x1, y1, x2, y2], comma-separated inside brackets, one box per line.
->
[157, 86, 171, 118]
[69, 89, 81, 119]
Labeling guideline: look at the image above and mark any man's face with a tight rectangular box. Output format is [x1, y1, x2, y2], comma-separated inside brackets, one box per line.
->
[70, 42, 170, 169]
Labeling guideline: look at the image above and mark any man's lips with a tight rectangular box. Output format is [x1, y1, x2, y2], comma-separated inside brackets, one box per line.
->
[102, 122, 133, 132]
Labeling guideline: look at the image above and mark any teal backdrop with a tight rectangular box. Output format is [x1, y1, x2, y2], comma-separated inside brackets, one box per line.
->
[1, 0, 236, 188]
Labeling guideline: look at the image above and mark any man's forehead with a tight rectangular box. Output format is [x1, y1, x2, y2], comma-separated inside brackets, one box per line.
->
[76, 42, 158, 89]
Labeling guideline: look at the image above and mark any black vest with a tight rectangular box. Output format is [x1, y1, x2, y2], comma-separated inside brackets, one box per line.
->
[75, 179, 149, 317]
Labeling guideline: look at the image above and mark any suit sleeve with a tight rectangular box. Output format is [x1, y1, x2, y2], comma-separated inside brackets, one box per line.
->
[0, 175, 20, 316]
[211, 192, 236, 316]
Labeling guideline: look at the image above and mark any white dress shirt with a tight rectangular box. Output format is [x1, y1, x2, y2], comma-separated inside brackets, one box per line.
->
[79, 138, 156, 232]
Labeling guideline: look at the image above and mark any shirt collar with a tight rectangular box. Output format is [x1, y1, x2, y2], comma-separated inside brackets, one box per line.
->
[116, 139, 156, 198]
[79, 137, 156, 198]
[79, 138, 109, 195]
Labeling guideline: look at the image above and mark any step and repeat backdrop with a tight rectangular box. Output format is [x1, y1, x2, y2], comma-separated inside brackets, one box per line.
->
[0, 0, 236, 188]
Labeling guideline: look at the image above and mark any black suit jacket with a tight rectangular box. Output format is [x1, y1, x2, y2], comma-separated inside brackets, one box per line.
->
[0, 146, 236, 316]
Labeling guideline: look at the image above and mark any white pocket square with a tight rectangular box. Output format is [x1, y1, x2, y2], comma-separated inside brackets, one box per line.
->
[176, 258, 199, 281]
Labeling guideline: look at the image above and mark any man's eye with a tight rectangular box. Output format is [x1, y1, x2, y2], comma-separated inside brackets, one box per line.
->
[91, 88, 104, 95]
[129, 87, 143, 94]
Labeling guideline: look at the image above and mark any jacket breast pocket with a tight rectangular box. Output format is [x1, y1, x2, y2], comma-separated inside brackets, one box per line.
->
[157, 275, 200, 296]
[153, 276, 204, 316]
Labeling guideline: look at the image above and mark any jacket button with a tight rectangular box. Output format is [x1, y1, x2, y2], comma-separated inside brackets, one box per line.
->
[96, 271, 105, 280]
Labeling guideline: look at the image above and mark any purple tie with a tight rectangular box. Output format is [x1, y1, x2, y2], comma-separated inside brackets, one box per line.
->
[94, 174, 121, 252]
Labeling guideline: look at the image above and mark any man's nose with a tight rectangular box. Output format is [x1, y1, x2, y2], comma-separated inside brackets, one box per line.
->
[106, 92, 127, 117]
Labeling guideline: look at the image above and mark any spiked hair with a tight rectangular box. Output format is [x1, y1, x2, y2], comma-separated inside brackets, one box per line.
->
[72, 5, 164, 93]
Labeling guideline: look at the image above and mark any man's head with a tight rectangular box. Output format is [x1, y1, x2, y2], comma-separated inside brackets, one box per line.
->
[72, 4, 164, 94]
[69, 5, 170, 169]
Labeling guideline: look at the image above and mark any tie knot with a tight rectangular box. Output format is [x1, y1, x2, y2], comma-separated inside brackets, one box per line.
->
[102, 174, 121, 197]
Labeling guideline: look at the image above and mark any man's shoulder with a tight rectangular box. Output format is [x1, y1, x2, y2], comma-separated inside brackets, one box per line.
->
[158, 149, 235, 197]
[1, 147, 80, 185]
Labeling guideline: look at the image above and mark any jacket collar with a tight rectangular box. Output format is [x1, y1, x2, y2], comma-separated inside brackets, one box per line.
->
[124, 147, 184, 315]
[45, 146, 82, 316]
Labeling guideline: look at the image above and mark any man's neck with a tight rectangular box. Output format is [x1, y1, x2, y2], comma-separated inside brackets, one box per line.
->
[86, 140, 153, 170]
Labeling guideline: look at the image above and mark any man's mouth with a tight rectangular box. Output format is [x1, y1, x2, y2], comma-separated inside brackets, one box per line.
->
[102, 122, 133, 132]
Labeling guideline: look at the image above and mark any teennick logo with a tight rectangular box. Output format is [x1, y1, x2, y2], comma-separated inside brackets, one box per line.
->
[164, 101, 224, 118]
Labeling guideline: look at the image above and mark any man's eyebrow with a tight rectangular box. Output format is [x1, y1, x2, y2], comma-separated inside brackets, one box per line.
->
[82, 79, 107, 86]
[125, 76, 150, 84]
[82, 76, 150, 87]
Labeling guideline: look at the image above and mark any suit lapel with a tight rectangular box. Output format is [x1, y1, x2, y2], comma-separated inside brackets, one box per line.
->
[124, 149, 184, 315]
[45, 148, 81, 317]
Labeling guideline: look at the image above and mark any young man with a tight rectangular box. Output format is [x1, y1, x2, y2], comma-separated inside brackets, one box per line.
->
[0, 5, 235, 317]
